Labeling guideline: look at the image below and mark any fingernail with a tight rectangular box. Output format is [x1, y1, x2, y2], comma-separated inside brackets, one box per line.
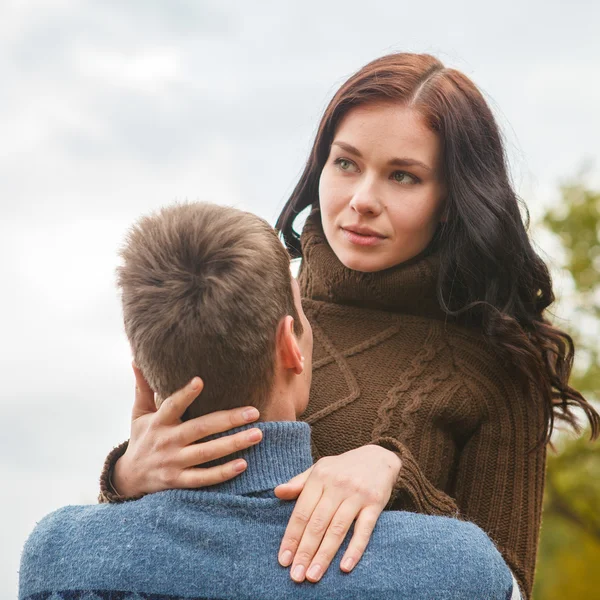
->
[307, 564, 322, 581]
[243, 408, 259, 421]
[190, 377, 200, 390]
[234, 460, 246, 472]
[291, 564, 305, 582]
[247, 429, 262, 442]
[342, 557, 354, 571]
[279, 550, 293, 567]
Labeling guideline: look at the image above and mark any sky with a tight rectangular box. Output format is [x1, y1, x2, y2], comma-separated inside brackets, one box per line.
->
[2, 0, 599, 595]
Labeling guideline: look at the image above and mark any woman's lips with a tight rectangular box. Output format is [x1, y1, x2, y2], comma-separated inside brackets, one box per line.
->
[341, 227, 386, 247]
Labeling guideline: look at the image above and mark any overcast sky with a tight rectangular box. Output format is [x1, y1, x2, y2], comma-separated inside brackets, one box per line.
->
[2, 0, 599, 595]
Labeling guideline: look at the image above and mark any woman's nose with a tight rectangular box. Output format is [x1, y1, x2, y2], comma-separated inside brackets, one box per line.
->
[348, 181, 382, 216]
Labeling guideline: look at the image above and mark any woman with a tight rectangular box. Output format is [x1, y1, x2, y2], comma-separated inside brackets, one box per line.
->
[100, 53, 599, 599]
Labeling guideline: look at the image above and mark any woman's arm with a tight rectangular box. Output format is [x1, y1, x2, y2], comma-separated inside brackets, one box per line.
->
[370, 371, 545, 600]
[98, 366, 263, 502]
[368, 435, 459, 515]
[450, 374, 546, 600]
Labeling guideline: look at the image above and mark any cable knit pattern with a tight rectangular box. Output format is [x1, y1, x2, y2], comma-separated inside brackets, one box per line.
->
[303, 319, 361, 424]
[394, 358, 453, 444]
[371, 325, 441, 439]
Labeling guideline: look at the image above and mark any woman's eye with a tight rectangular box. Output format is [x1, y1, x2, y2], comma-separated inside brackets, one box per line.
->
[392, 171, 417, 184]
[334, 158, 356, 172]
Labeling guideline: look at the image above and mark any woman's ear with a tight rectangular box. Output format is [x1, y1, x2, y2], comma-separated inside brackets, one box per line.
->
[439, 198, 449, 223]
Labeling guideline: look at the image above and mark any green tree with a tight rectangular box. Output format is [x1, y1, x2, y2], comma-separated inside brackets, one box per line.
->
[533, 179, 600, 599]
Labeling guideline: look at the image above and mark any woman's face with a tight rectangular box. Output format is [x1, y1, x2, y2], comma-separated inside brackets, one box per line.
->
[318, 102, 446, 272]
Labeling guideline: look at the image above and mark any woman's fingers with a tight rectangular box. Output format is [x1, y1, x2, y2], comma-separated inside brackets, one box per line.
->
[178, 405, 260, 446]
[273, 447, 395, 584]
[175, 459, 249, 488]
[274, 466, 313, 500]
[305, 498, 362, 582]
[278, 479, 324, 570]
[339, 505, 381, 573]
[154, 377, 204, 425]
[176, 428, 263, 469]
[118, 372, 262, 496]
[288, 494, 340, 583]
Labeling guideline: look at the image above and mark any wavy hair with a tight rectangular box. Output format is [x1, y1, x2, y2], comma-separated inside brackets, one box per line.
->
[276, 53, 599, 446]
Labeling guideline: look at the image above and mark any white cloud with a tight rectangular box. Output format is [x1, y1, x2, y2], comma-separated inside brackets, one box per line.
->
[73, 45, 183, 92]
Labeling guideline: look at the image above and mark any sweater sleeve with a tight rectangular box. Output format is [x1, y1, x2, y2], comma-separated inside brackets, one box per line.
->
[369, 436, 460, 516]
[97, 440, 146, 504]
[449, 374, 546, 600]
[372, 372, 546, 600]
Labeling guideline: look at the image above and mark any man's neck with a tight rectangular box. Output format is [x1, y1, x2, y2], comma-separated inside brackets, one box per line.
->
[257, 382, 302, 422]
[259, 396, 297, 422]
[188, 421, 313, 497]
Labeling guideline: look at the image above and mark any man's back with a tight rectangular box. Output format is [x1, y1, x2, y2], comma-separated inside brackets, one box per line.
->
[20, 423, 513, 600]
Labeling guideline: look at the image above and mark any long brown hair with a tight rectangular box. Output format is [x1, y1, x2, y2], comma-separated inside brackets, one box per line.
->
[276, 53, 599, 446]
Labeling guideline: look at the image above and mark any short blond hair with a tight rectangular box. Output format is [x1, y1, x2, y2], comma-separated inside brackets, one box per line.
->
[118, 202, 301, 419]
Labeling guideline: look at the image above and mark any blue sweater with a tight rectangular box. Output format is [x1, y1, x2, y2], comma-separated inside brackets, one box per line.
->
[19, 422, 514, 599]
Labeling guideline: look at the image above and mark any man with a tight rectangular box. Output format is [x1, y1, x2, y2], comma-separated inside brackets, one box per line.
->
[19, 203, 513, 599]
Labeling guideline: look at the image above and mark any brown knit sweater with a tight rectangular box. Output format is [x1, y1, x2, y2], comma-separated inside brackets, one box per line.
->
[296, 212, 546, 599]
[99, 212, 547, 599]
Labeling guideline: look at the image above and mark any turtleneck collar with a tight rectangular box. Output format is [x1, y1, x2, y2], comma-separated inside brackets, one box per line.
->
[298, 209, 446, 319]
[176, 421, 313, 498]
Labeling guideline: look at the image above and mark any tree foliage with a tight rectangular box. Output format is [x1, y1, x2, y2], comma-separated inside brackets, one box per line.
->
[533, 180, 600, 599]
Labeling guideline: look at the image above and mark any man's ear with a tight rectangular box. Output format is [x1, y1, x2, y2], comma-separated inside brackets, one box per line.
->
[131, 362, 158, 417]
[276, 315, 304, 375]
[132, 363, 153, 393]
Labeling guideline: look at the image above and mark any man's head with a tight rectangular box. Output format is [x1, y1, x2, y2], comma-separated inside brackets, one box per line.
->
[118, 202, 312, 421]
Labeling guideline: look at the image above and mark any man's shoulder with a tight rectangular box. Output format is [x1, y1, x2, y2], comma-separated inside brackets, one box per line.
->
[20, 491, 292, 574]
[22, 502, 118, 558]
[372, 512, 511, 576]
[22, 498, 138, 554]
[376, 510, 484, 540]
[20, 499, 512, 600]
[368, 510, 503, 571]
[20, 504, 104, 598]
[23, 503, 103, 550]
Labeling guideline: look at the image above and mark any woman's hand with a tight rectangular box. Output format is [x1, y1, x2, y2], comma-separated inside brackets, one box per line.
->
[111, 364, 263, 497]
[274, 444, 402, 583]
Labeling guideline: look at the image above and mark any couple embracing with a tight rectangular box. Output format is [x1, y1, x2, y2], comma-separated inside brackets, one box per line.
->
[20, 53, 598, 600]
